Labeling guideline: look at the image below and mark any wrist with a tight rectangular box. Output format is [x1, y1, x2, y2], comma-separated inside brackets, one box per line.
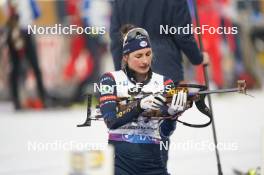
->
[168, 108, 176, 116]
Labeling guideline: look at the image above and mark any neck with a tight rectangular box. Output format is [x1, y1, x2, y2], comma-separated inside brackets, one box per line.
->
[124, 65, 151, 84]
[135, 73, 148, 82]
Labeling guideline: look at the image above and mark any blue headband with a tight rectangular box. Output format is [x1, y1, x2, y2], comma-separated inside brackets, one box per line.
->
[123, 35, 151, 55]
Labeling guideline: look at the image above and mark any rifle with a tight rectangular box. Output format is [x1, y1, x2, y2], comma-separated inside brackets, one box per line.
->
[77, 80, 250, 128]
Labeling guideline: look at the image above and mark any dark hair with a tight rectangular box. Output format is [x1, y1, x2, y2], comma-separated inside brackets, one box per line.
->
[120, 24, 137, 40]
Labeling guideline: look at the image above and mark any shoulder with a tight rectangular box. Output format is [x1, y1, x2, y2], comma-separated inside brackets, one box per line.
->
[152, 72, 175, 90]
[99, 72, 116, 85]
[163, 76, 174, 86]
[152, 72, 173, 84]
[99, 70, 127, 84]
[152, 72, 164, 79]
[98, 72, 118, 98]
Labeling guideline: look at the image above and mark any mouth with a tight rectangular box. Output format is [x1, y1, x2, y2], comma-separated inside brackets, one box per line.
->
[139, 65, 150, 70]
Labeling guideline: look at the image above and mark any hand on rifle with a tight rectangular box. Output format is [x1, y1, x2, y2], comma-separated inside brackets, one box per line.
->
[140, 94, 166, 110]
[168, 90, 187, 116]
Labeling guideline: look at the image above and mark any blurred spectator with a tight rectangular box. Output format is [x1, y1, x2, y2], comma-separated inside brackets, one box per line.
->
[59, 0, 109, 103]
[6, 0, 47, 110]
[110, 0, 209, 84]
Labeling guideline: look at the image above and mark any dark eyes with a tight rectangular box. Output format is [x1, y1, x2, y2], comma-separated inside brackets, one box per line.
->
[146, 51, 151, 56]
[135, 52, 151, 58]
[135, 54, 142, 58]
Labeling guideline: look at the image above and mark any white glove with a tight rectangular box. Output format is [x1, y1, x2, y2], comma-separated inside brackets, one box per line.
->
[168, 90, 187, 115]
[140, 94, 166, 110]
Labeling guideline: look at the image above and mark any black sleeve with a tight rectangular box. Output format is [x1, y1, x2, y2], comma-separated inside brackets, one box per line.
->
[159, 77, 177, 138]
[99, 73, 143, 129]
[109, 1, 123, 70]
[170, 0, 203, 65]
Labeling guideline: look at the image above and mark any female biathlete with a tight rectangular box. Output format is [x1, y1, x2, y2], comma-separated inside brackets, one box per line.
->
[99, 26, 188, 175]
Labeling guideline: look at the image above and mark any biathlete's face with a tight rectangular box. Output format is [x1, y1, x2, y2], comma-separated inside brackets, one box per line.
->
[124, 48, 152, 75]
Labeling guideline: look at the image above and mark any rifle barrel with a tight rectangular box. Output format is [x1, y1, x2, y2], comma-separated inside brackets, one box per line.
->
[198, 88, 239, 95]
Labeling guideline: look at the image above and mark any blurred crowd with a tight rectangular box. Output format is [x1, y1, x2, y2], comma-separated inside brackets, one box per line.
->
[0, 0, 263, 110]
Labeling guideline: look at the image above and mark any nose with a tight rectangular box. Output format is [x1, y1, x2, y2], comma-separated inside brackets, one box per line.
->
[142, 58, 147, 64]
[141, 55, 149, 65]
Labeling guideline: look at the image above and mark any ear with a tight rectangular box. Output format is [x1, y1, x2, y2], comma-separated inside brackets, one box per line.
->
[123, 55, 128, 62]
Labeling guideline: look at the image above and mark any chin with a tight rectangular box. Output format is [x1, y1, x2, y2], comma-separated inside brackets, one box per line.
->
[137, 68, 150, 74]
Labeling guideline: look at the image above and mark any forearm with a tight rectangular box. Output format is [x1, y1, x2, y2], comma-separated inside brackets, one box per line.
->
[171, 0, 203, 65]
[179, 38, 203, 65]
[104, 102, 143, 129]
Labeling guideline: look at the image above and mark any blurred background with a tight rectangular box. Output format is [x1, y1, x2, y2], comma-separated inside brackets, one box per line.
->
[0, 0, 263, 175]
